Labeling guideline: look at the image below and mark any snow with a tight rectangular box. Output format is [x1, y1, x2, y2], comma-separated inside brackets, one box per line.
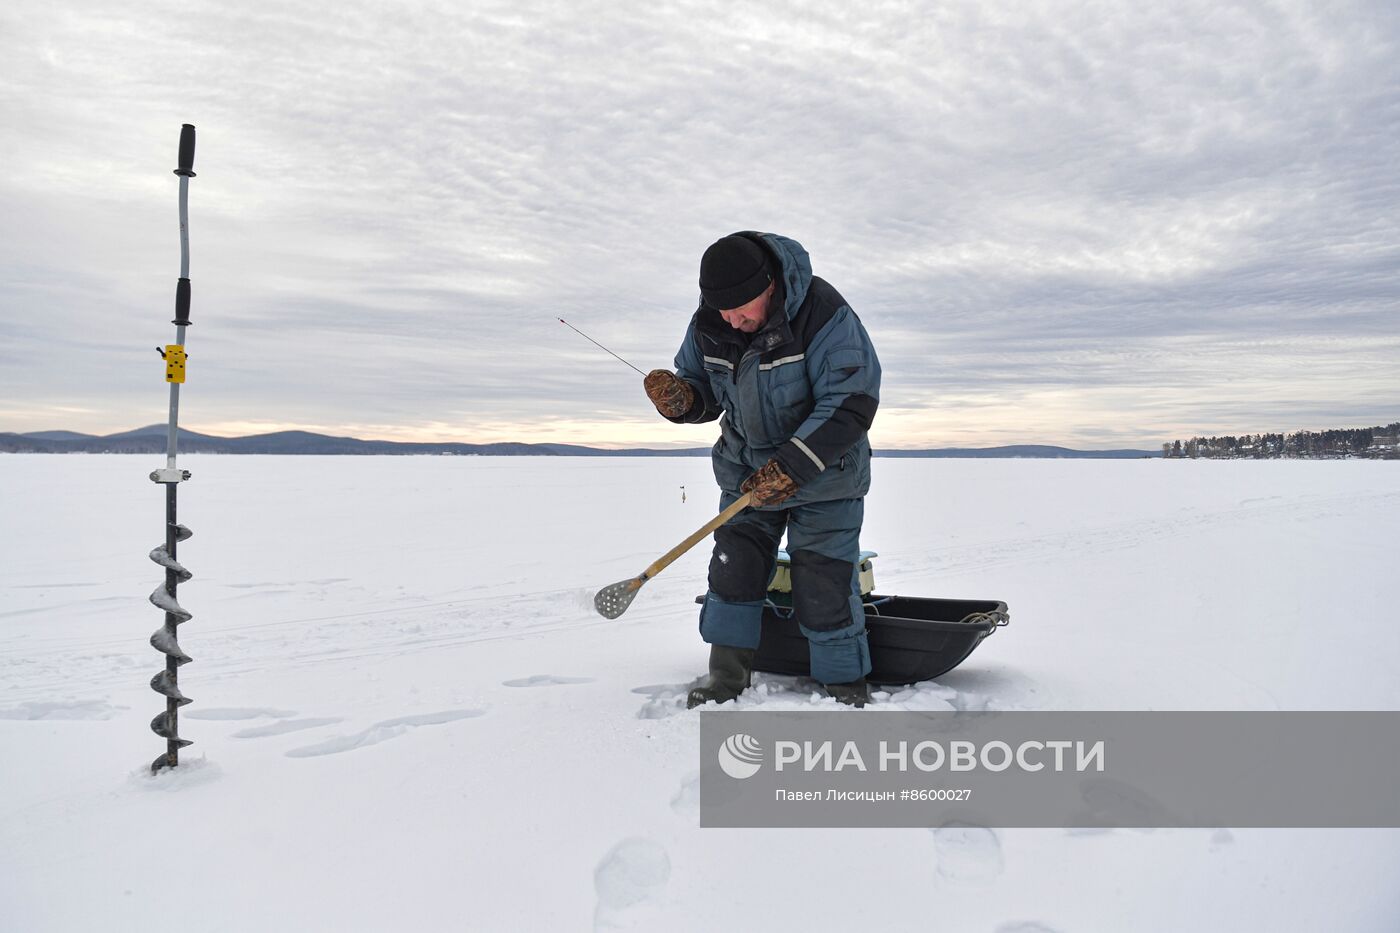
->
[2, 454, 1398, 931]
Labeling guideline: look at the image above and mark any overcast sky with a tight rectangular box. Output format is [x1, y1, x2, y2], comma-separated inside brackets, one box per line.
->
[2, 0, 1396, 449]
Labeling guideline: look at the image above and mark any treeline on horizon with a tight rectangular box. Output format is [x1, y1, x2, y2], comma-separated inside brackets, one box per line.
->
[1163, 421, 1400, 459]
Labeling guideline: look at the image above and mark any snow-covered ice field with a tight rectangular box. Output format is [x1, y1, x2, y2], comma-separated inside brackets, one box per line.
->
[2, 454, 1398, 931]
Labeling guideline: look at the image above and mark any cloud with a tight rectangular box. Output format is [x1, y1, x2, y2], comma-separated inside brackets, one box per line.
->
[1, 0, 1396, 447]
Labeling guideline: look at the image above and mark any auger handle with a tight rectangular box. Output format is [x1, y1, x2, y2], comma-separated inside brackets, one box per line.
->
[173, 124, 196, 328]
[640, 492, 752, 582]
[175, 124, 197, 177]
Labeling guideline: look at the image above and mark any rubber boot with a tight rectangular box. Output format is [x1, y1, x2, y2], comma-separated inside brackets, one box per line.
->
[686, 645, 756, 709]
[823, 678, 870, 708]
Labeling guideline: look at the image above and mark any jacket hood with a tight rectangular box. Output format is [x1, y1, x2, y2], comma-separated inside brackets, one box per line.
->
[734, 231, 812, 322]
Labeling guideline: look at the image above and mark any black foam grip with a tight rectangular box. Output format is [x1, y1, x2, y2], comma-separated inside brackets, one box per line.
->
[176, 124, 197, 176]
[175, 278, 191, 325]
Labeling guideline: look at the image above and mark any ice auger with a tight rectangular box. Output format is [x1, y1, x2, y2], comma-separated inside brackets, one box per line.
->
[148, 124, 198, 773]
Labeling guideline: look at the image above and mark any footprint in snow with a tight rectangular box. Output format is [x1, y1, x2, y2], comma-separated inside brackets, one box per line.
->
[632, 683, 692, 720]
[669, 772, 700, 817]
[670, 768, 743, 816]
[1210, 828, 1235, 848]
[0, 699, 124, 720]
[630, 684, 678, 697]
[503, 675, 595, 688]
[930, 821, 1004, 882]
[232, 717, 343, 738]
[182, 707, 297, 721]
[284, 709, 485, 758]
[593, 837, 671, 930]
[1072, 777, 1180, 829]
[1063, 826, 1115, 838]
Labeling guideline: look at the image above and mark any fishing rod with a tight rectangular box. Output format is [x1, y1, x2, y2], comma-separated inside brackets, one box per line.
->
[556, 317, 646, 376]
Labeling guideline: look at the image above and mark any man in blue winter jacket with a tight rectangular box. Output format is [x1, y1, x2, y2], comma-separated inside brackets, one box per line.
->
[644, 232, 882, 708]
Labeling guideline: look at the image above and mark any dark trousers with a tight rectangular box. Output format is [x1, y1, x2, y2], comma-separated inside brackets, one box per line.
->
[698, 493, 870, 684]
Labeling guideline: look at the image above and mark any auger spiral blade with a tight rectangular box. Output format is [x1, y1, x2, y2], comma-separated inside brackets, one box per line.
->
[150, 627, 192, 665]
[150, 670, 192, 706]
[150, 710, 193, 747]
[149, 544, 193, 583]
[149, 584, 193, 623]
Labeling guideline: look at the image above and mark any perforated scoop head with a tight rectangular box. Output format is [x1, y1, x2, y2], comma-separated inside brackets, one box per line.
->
[594, 577, 644, 619]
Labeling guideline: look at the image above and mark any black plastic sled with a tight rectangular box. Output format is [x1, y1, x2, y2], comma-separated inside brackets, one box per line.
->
[699, 551, 1010, 687]
[755, 594, 1009, 686]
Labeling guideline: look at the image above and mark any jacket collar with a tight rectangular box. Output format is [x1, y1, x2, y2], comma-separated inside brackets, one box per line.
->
[695, 280, 794, 354]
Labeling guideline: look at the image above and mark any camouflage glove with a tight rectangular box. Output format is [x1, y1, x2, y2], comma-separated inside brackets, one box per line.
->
[740, 459, 798, 507]
[644, 369, 695, 419]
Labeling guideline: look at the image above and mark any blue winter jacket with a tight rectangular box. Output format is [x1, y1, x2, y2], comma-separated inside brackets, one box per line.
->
[667, 232, 881, 507]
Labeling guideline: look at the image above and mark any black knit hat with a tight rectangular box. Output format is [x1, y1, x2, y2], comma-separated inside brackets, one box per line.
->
[699, 235, 772, 310]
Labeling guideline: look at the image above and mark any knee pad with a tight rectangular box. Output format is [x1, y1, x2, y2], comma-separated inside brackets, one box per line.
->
[790, 550, 859, 634]
[708, 522, 780, 603]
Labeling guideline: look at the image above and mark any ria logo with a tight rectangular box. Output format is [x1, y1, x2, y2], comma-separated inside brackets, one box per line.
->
[718, 733, 764, 779]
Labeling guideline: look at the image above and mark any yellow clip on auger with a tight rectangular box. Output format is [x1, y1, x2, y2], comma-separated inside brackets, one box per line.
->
[164, 344, 186, 383]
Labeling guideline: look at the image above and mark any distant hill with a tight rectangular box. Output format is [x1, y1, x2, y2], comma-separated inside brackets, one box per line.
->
[878, 445, 1156, 459]
[20, 430, 97, 441]
[1, 427, 1160, 458]
[0, 427, 711, 457]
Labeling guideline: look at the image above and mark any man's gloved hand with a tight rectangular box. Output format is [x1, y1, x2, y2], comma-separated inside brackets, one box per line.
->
[644, 369, 695, 419]
[740, 459, 798, 507]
